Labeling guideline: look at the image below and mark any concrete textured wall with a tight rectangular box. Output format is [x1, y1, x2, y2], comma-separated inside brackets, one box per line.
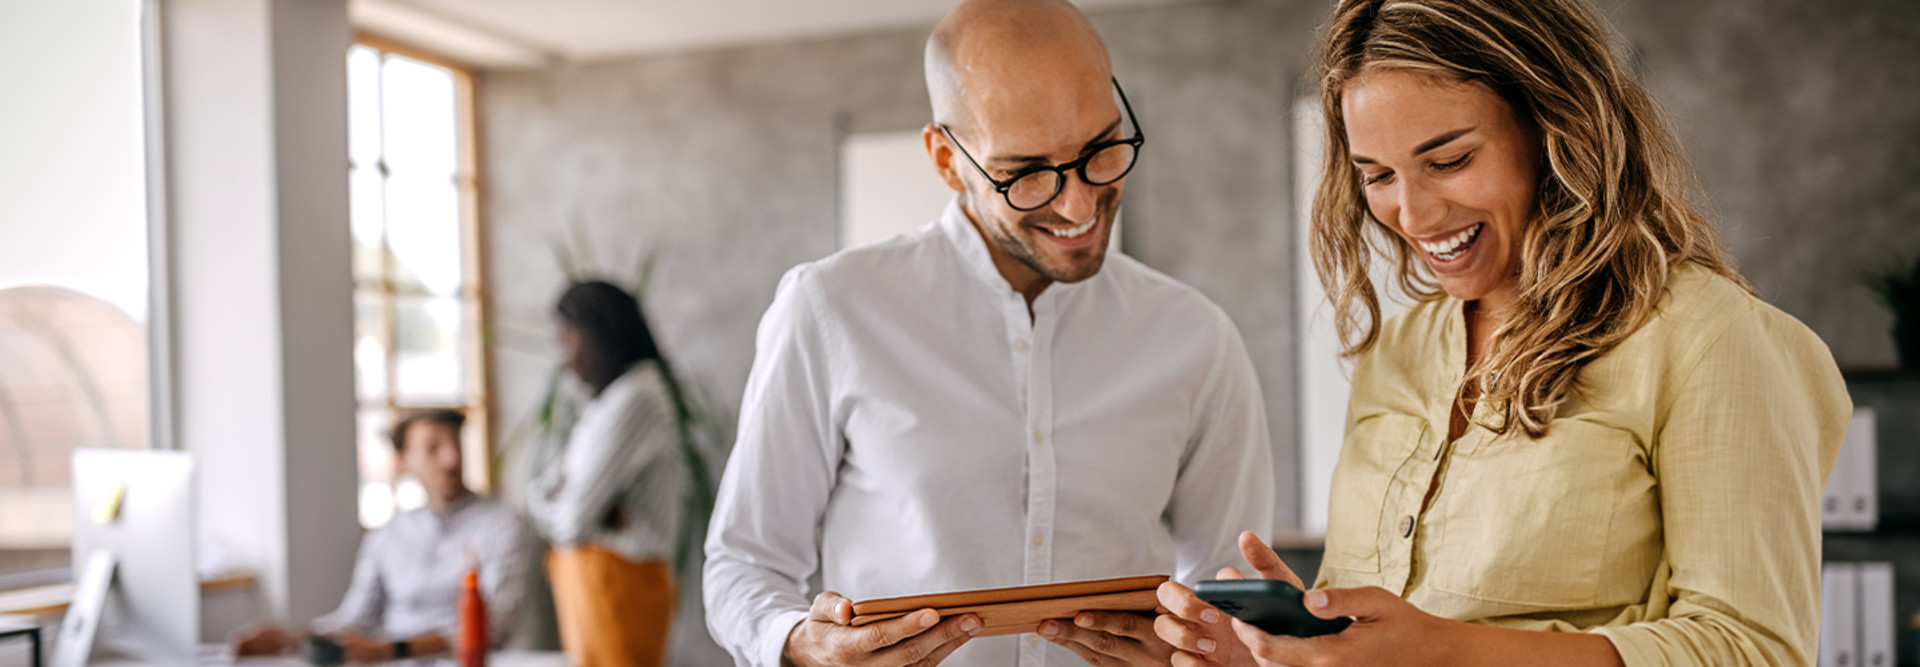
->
[480, 0, 1920, 660]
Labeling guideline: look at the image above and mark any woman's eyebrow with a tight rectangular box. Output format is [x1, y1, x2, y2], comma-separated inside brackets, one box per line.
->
[1350, 126, 1479, 165]
[1414, 126, 1477, 155]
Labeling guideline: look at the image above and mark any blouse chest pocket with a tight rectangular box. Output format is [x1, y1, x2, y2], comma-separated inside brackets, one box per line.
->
[1431, 419, 1646, 608]
[1323, 414, 1428, 576]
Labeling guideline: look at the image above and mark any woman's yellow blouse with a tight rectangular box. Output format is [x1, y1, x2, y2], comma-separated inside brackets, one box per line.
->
[1317, 264, 1851, 667]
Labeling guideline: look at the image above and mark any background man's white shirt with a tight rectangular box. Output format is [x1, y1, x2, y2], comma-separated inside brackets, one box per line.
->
[704, 199, 1276, 667]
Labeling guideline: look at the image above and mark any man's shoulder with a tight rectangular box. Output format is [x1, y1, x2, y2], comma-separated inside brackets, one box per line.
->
[787, 221, 947, 286]
[1096, 253, 1236, 329]
[771, 221, 960, 317]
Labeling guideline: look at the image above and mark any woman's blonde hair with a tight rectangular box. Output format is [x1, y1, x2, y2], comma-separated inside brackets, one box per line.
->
[1310, 0, 1748, 437]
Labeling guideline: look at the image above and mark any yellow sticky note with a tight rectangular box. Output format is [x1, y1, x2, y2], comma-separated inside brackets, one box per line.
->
[92, 482, 125, 524]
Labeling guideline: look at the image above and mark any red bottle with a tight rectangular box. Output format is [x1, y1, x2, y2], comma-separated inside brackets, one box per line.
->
[458, 567, 487, 667]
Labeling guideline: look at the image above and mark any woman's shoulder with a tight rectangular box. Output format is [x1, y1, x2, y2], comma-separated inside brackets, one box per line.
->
[1641, 263, 1816, 353]
[1630, 263, 1839, 389]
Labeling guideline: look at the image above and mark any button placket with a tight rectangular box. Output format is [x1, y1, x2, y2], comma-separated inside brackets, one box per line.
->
[1378, 422, 1433, 595]
[1021, 293, 1058, 589]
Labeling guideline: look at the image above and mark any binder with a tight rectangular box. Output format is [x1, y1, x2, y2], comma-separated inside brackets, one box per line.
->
[1820, 563, 1859, 667]
[1857, 562, 1894, 667]
[1824, 408, 1878, 531]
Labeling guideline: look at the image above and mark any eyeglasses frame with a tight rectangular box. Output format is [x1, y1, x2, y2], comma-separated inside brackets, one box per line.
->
[936, 77, 1145, 212]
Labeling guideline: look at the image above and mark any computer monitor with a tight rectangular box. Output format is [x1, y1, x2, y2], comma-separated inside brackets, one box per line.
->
[68, 449, 198, 661]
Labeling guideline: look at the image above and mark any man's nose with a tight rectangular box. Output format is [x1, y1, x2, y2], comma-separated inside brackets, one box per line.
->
[1051, 173, 1099, 224]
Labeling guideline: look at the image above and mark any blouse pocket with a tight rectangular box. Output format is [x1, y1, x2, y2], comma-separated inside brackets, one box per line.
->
[1431, 419, 1641, 608]
[1322, 414, 1428, 576]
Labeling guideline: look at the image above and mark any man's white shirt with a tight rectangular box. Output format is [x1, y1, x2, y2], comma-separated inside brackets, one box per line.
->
[704, 199, 1275, 667]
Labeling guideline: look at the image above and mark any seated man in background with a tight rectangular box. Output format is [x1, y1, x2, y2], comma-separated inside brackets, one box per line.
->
[234, 409, 529, 663]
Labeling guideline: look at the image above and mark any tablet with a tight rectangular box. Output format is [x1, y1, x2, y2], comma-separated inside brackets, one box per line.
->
[849, 575, 1169, 637]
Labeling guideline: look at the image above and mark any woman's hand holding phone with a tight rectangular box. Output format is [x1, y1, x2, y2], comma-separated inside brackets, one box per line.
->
[1154, 531, 1307, 666]
[1159, 530, 1488, 667]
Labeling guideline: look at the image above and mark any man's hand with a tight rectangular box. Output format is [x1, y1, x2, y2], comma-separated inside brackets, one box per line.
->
[783, 591, 982, 667]
[232, 624, 297, 657]
[331, 631, 396, 664]
[1039, 611, 1176, 666]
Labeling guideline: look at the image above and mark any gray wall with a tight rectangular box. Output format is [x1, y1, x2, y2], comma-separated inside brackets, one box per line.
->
[1605, 0, 1920, 366]
[480, 0, 1920, 660]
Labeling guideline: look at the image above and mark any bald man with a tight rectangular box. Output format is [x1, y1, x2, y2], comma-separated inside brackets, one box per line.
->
[703, 1, 1274, 665]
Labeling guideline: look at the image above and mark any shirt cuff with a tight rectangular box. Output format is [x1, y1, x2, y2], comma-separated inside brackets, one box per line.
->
[1590, 625, 1658, 667]
[757, 609, 810, 667]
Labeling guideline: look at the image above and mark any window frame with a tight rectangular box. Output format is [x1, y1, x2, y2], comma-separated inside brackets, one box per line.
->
[349, 33, 498, 518]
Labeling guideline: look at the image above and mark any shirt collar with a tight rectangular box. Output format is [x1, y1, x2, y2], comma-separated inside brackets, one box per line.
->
[425, 489, 477, 526]
[937, 197, 1008, 293]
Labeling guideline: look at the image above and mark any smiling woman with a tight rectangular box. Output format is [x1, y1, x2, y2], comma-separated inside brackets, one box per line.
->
[1153, 0, 1853, 666]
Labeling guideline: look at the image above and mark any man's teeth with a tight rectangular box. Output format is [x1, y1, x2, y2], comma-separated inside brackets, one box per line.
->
[1044, 218, 1098, 239]
[1420, 223, 1483, 260]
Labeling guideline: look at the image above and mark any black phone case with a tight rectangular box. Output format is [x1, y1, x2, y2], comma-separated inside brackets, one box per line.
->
[1194, 579, 1353, 638]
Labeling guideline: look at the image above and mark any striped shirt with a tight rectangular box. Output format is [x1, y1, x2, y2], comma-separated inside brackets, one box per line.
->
[312, 493, 529, 646]
[527, 360, 687, 564]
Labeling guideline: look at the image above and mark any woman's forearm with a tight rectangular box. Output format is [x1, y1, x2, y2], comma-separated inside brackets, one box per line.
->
[1446, 620, 1625, 667]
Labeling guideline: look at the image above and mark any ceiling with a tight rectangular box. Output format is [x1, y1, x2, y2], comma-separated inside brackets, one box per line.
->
[349, 0, 1198, 69]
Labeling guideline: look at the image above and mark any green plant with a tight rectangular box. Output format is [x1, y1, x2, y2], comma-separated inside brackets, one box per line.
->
[494, 219, 732, 576]
[1864, 253, 1920, 369]
[1864, 255, 1920, 325]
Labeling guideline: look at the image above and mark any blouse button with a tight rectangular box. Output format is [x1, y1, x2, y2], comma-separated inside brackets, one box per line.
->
[1014, 339, 1030, 352]
[1399, 515, 1415, 538]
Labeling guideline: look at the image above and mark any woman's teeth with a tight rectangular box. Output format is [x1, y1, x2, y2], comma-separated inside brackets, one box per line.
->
[1044, 218, 1098, 239]
[1421, 223, 1483, 261]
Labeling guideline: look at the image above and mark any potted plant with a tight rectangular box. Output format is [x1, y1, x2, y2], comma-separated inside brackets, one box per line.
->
[1865, 254, 1920, 370]
[492, 222, 732, 576]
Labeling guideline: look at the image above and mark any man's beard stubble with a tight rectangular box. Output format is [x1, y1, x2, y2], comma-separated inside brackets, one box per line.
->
[983, 188, 1120, 285]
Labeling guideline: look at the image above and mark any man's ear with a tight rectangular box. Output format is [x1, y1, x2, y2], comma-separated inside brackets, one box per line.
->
[923, 124, 967, 193]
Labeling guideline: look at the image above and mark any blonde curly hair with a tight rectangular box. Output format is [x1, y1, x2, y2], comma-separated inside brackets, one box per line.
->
[1310, 0, 1749, 437]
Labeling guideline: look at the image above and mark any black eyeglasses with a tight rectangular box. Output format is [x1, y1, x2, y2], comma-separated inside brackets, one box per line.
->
[938, 78, 1144, 212]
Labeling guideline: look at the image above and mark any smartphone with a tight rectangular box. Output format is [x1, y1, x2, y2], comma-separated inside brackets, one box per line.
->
[1193, 579, 1352, 638]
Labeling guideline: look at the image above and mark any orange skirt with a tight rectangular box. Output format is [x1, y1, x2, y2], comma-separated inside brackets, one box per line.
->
[546, 547, 675, 667]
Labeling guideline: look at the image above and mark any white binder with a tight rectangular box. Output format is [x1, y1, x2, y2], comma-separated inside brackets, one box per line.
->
[1857, 562, 1894, 667]
[1823, 408, 1878, 531]
[1820, 563, 1859, 667]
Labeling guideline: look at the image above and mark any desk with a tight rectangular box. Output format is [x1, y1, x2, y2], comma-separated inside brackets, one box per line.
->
[88, 647, 567, 666]
[0, 615, 40, 667]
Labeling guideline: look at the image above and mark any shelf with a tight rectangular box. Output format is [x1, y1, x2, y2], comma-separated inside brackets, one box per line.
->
[0, 572, 255, 617]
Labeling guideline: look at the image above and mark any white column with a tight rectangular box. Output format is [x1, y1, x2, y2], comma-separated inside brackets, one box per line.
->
[159, 0, 359, 625]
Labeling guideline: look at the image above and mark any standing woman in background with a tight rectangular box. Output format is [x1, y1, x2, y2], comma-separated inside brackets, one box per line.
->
[529, 280, 688, 667]
[1156, 0, 1850, 665]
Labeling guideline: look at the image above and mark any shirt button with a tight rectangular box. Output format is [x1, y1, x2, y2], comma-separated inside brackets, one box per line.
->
[995, 279, 1007, 291]
[1032, 532, 1045, 546]
[1027, 634, 1042, 646]
[1399, 515, 1415, 538]
[1033, 430, 1044, 444]
[1014, 339, 1029, 352]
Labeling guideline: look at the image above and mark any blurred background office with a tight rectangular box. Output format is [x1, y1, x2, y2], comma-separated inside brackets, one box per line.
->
[0, 0, 1916, 665]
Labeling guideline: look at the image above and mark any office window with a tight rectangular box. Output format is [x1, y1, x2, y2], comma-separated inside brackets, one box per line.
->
[348, 39, 491, 529]
[0, 0, 151, 587]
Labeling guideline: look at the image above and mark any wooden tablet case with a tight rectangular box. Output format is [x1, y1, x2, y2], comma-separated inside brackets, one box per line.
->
[849, 575, 1169, 638]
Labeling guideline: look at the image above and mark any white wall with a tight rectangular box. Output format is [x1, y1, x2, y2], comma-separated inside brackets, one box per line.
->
[839, 129, 954, 248]
[0, 0, 150, 321]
